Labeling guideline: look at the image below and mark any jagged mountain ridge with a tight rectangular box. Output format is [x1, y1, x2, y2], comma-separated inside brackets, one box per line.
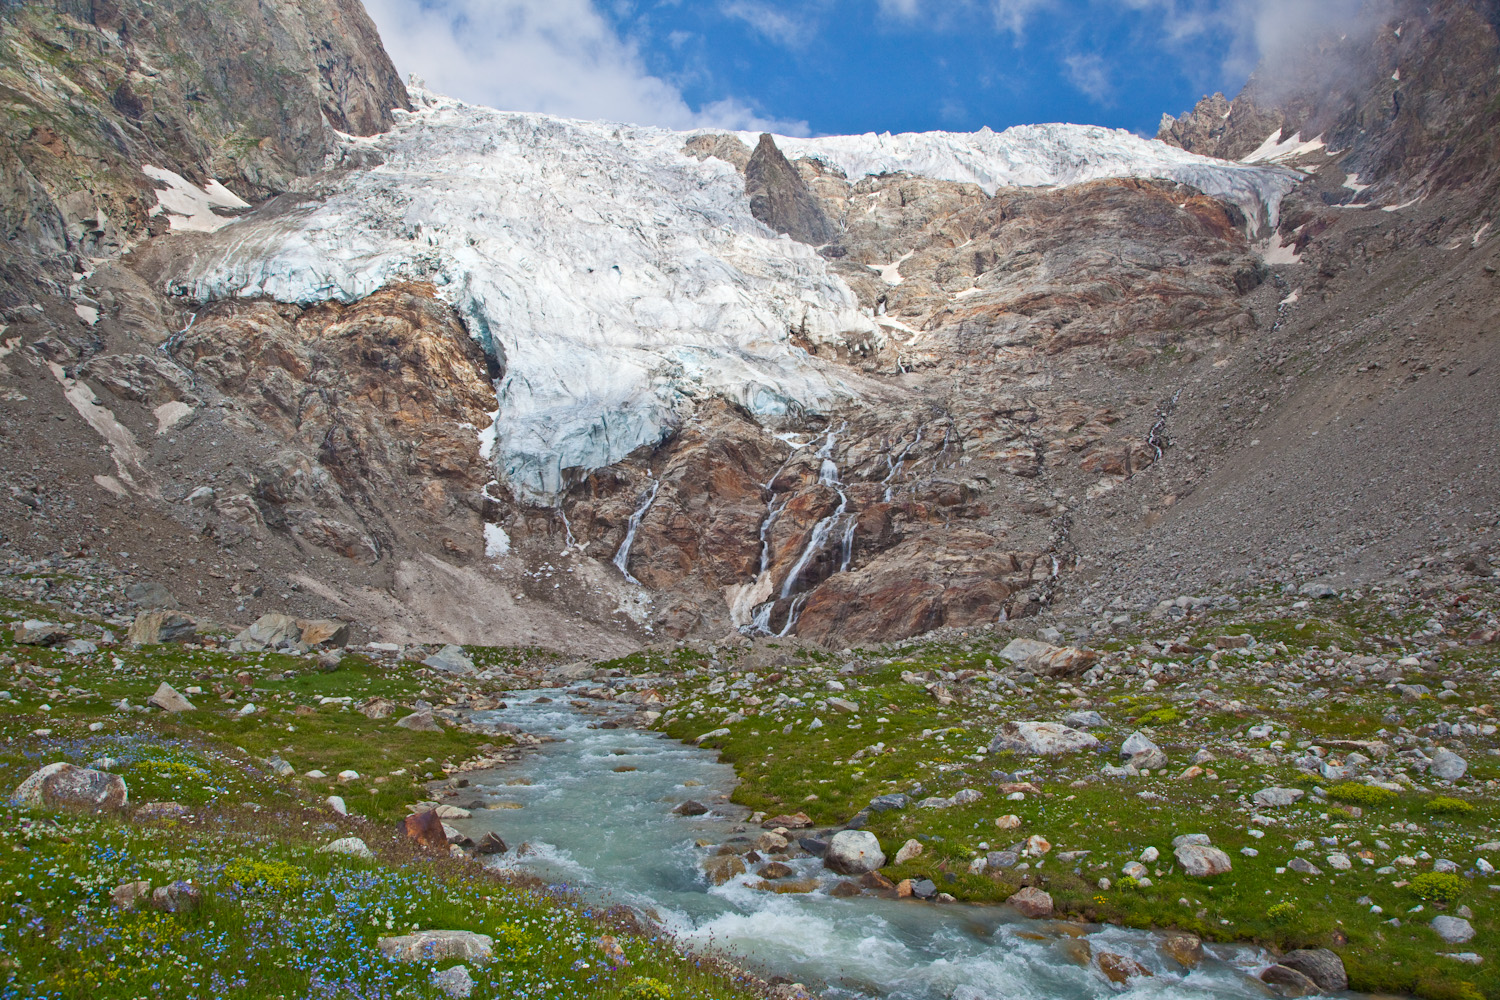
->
[0, 0, 1497, 651]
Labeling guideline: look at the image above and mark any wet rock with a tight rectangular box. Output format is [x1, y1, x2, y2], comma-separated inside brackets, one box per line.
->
[12, 620, 70, 646]
[423, 644, 476, 676]
[403, 810, 449, 851]
[673, 800, 709, 816]
[1174, 843, 1232, 877]
[395, 710, 444, 732]
[1162, 933, 1202, 968]
[1260, 963, 1319, 996]
[147, 682, 196, 712]
[151, 881, 201, 913]
[1006, 886, 1054, 919]
[757, 832, 790, 852]
[110, 880, 151, 911]
[128, 611, 196, 645]
[703, 855, 747, 885]
[1432, 915, 1476, 944]
[757, 862, 795, 879]
[824, 830, 886, 875]
[829, 880, 862, 898]
[475, 832, 508, 855]
[14, 763, 128, 811]
[989, 721, 1100, 755]
[318, 837, 374, 860]
[378, 930, 494, 963]
[1279, 949, 1347, 992]
[859, 871, 896, 891]
[1097, 952, 1152, 984]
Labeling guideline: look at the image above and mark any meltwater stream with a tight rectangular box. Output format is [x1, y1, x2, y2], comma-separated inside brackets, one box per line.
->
[457, 694, 1335, 1000]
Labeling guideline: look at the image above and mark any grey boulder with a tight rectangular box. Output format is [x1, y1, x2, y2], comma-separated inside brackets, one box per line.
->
[14, 763, 128, 811]
[377, 930, 494, 963]
[824, 830, 886, 875]
[989, 721, 1099, 755]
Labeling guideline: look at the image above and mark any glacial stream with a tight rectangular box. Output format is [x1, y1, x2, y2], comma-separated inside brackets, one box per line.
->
[456, 694, 1336, 1000]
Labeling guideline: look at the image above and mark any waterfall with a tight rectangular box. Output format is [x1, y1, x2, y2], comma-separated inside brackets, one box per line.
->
[612, 478, 661, 585]
[557, 507, 577, 551]
[881, 427, 923, 501]
[779, 488, 848, 599]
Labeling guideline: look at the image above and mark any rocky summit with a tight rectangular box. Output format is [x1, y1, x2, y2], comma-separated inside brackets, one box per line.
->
[2, 1, 1500, 999]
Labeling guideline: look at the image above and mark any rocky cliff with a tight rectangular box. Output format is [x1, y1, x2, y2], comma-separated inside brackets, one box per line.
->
[0, 0, 1498, 654]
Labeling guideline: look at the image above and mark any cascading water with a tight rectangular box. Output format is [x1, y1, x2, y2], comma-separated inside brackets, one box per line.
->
[456, 694, 1335, 1000]
[612, 477, 661, 585]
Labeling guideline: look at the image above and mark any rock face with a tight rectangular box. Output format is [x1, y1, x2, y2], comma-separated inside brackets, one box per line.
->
[823, 830, 886, 875]
[989, 721, 1100, 755]
[744, 134, 838, 246]
[14, 763, 128, 811]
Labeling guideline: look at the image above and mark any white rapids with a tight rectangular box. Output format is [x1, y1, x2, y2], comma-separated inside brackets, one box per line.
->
[455, 694, 1348, 1000]
[160, 86, 1297, 501]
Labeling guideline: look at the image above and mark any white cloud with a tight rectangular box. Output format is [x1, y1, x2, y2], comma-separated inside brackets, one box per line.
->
[362, 0, 808, 133]
[1063, 52, 1111, 101]
[990, 0, 1057, 36]
[721, 1, 809, 47]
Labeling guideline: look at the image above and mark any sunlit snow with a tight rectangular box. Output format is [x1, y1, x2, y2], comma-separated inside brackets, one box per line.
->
[142, 166, 250, 233]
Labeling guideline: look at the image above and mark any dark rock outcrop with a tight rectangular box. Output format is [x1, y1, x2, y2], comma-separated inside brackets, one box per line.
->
[744, 133, 838, 246]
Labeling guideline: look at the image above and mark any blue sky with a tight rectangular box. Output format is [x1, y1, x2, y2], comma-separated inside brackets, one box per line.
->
[362, 0, 1359, 137]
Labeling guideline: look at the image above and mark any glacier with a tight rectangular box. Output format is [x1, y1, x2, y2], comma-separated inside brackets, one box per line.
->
[163, 88, 1299, 500]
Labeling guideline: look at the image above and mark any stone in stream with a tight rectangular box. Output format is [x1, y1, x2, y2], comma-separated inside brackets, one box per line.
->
[1162, 933, 1202, 968]
[798, 837, 828, 857]
[378, 930, 494, 962]
[757, 862, 795, 879]
[147, 682, 196, 712]
[829, 880, 862, 898]
[988, 721, 1099, 755]
[703, 855, 746, 885]
[1260, 964, 1320, 996]
[14, 763, 128, 811]
[672, 800, 709, 816]
[1006, 887, 1054, 919]
[1278, 949, 1347, 992]
[823, 830, 886, 875]
[1097, 952, 1151, 984]
[475, 832, 508, 855]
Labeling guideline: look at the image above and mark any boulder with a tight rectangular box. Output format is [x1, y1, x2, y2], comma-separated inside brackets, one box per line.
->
[989, 721, 1099, 755]
[998, 638, 1054, 668]
[14, 763, 128, 811]
[1062, 710, 1106, 729]
[147, 682, 196, 712]
[110, 880, 151, 911]
[1006, 886, 1054, 919]
[1252, 787, 1305, 808]
[361, 697, 396, 719]
[1279, 949, 1348, 992]
[1097, 952, 1152, 984]
[1260, 964, 1319, 996]
[403, 810, 449, 851]
[395, 710, 444, 732]
[867, 793, 909, 813]
[230, 613, 304, 652]
[377, 930, 494, 963]
[1128, 748, 1168, 770]
[1119, 731, 1160, 758]
[1174, 843, 1232, 877]
[1430, 748, 1468, 781]
[423, 644, 475, 676]
[475, 832, 508, 855]
[299, 619, 351, 648]
[151, 881, 201, 913]
[762, 812, 813, 829]
[12, 620, 70, 646]
[703, 854, 746, 885]
[318, 837, 374, 860]
[1033, 646, 1098, 678]
[1432, 915, 1476, 944]
[128, 611, 196, 645]
[1162, 933, 1202, 968]
[672, 800, 709, 816]
[824, 830, 886, 875]
[125, 581, 179, 609]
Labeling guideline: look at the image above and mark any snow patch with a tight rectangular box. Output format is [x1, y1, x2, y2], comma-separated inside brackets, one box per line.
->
[1343, 173, 1370, 194]
[1242, 130, 1327, 165]
[483, 523, 512, 560]
[1260, 233, 1303, 266]
[142, 166, 250, 233]
[73, 304, 98, 326]
[871, 252, 913, 286]
[152, 400, 194, 434]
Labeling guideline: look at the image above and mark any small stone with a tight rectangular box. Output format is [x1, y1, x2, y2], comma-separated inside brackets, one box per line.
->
[1140, 846, 1160, 863]
[1120, 731, 1161, 758]
[325, 795, 348, 815]
[1287, 858, 1323, 875]
[1062, 710, 1106, 729]
[431, 965, 474, 998]
[762, 812, 813, 829]
[757, 862, 795, 879]
[1326, 853, 1352, 871]
[1253, 787, 1305, 808]
[994, 814, 1022, 830]
[895, 839, 924, 865]
[1006, 886, 1054, 918]
[317, 837, 374, 860]
[395, 711, 444, 732]
[910, 878, 937, 899]
[703, 855, 746, 885]
[147, 682, 196, 712]
[423, 645, 476, 676]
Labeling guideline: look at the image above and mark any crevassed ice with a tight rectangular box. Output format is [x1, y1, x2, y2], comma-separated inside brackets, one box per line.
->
[167, 91, 1297, 500]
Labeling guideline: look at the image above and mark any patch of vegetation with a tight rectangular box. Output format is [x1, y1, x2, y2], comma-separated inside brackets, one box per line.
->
[1328, 782, 1398, 807]
[1409, 873, 1469, 905]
